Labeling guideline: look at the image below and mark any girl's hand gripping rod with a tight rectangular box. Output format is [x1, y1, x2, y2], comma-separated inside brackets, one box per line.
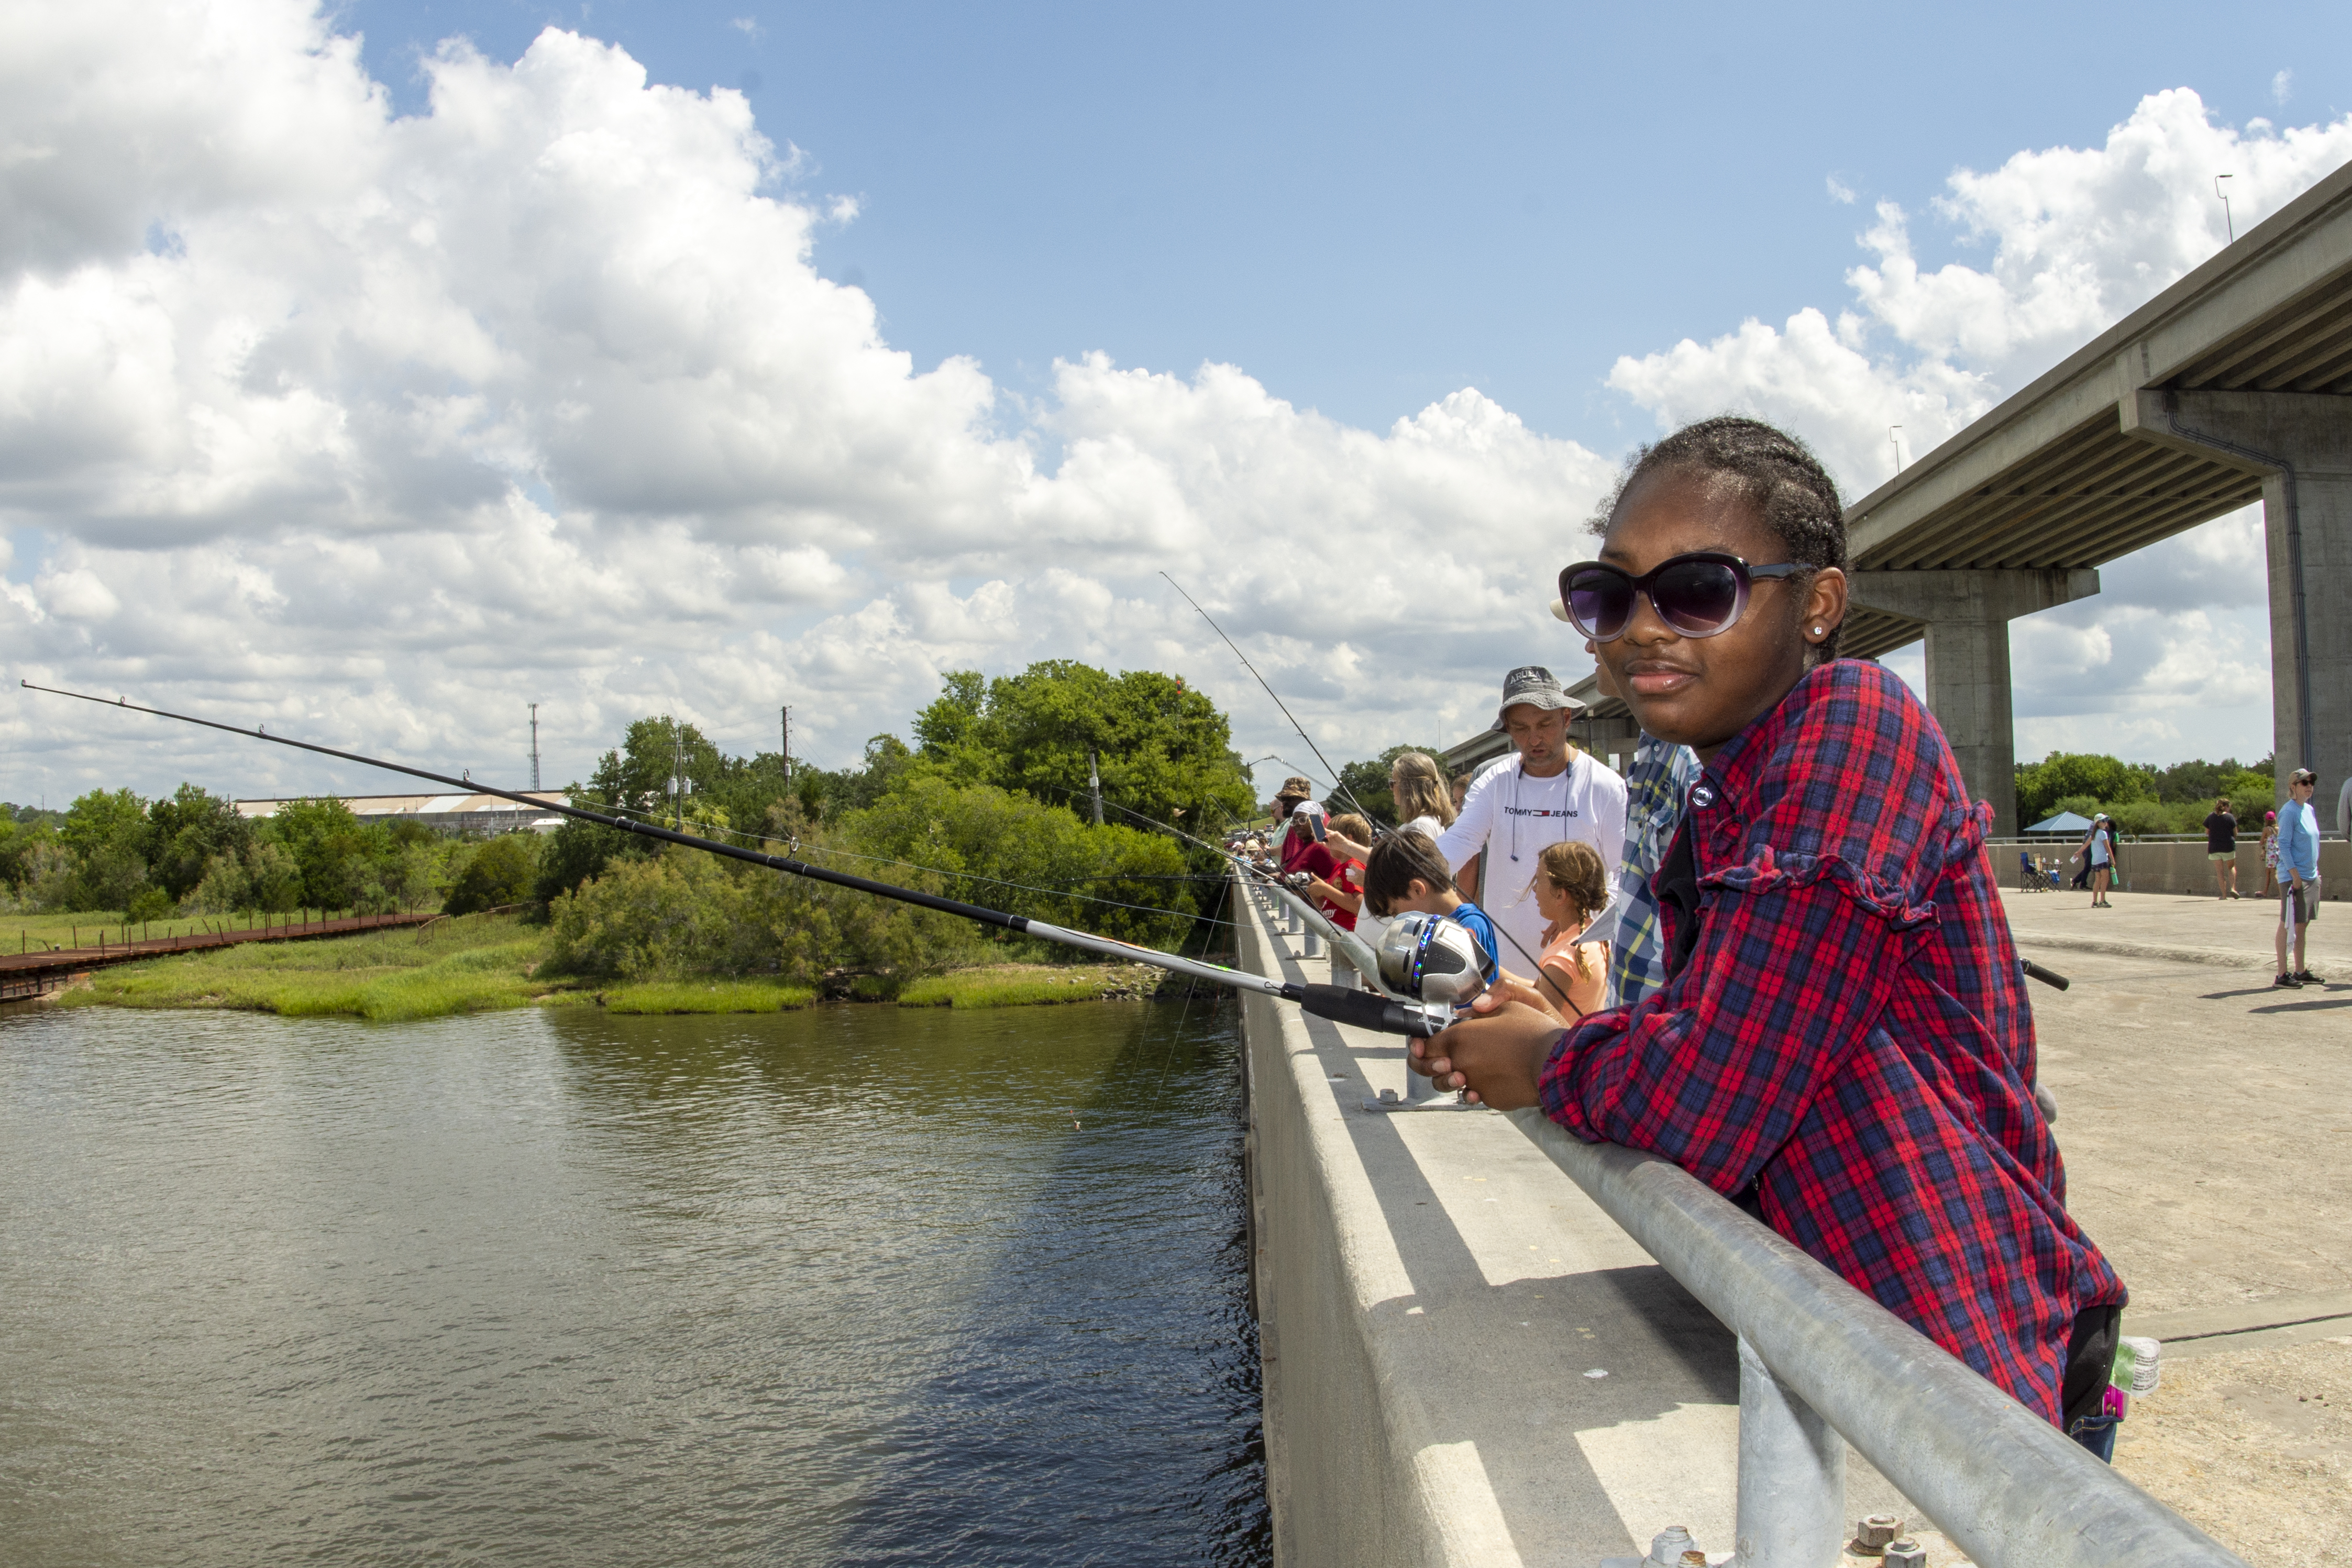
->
[23, 682, 1454, 1039]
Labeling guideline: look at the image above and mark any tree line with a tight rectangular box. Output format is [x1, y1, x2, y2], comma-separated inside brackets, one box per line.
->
[537, 661, 1254, 983]
[2013, 752, 2276, 834]
[1, 661, 1257, 985]
[0, 787, 528, 923]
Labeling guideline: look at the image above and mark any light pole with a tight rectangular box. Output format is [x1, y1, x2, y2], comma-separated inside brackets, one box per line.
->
[2215, 174, 2235, 243]
[1890, 425, 1904, 474]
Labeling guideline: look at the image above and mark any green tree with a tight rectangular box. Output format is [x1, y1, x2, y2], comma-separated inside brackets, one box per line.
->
[584, 715, 726, 823]
[2014, 753, 2151, 828]
[845, 774, 1193, 947]
[536, 716, 750, 907]
[61, 788, 151, 913]
[268, 797, 408, 910]
[144, 783, 253, 902]
[912, 661, 1253, 835]
[445, 834, 539, 914]
[0, 816, 60, 896]
[185, 841, 304, 914]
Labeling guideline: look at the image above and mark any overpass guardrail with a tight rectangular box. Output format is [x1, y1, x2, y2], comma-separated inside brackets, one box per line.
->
[1505, 1111, 2246, 1568]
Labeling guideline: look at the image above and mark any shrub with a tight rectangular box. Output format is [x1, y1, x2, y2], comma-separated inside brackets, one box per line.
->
[126, 887, 176, 923]
[445, 834, 538, 915]
[2105, 800, 2172, 836]
[185, 842, 305, 914]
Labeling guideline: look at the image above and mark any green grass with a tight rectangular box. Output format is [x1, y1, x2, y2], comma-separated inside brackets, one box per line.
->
[0, 909, 360, 954]
[47, 913, 1173, 1021]
[600, 978, 819, 1014]
[58, 913, 575, 1021]
[896, 963, 1158, 1009]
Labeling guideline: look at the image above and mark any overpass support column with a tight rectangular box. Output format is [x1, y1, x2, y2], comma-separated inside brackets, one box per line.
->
[1847, 569, 2101, 837]
[2122, 389, 2352, 805]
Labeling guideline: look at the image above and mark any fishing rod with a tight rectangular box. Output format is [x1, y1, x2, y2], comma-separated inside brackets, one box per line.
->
[24, 681, 1453, 1039]
[1158, 572, 1375, 824]
[1078, 784, 1402, 995]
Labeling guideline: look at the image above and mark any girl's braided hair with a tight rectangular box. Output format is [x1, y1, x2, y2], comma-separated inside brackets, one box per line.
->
[1589, 416, 1850, 661]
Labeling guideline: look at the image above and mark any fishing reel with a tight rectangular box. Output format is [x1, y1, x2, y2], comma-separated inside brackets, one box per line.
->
[1374, 912, 1492, 1011]
[1280, 870, 1315, 890]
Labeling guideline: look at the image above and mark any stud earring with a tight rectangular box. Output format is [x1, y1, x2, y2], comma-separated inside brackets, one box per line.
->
[1812, 625, 1824, 636]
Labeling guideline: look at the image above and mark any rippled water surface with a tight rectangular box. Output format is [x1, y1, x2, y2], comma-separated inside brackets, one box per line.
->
[0, 999, 1265, 1566]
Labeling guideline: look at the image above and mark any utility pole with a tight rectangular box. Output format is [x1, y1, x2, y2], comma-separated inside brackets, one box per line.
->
[2215, 173, 2236, 242]
[780, 705, 791, 781]
[529, 703, 540, 791]
[1088, 748, 1104, 825]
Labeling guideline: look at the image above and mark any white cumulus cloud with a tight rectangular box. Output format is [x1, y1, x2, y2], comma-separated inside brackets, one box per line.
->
[1610, 87, 2352, 764]
[0, 6, 2331, 809]
[0, 0, 1611, 803]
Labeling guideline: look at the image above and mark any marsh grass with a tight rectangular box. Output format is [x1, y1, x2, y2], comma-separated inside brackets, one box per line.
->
[600, 978, 820, 1014]
[59, 913, 572, 1021]
[896, 963, 1157, 1009]
[52, 913, 1168, 1021]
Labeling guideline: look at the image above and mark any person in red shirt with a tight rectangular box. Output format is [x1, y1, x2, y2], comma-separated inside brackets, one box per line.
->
[1412, 416, 2126, 1455]
[1305, 811, 1372, 931]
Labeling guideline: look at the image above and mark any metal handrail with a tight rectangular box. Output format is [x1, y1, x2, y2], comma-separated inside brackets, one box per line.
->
[1507, 1112, 2247, 1568]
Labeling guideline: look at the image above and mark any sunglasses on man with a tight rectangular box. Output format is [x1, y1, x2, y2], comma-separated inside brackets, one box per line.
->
[1557, 551, 1808, 642]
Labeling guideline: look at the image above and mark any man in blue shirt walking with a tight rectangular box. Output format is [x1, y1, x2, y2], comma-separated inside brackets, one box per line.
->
[2275, 767, 2323, 988]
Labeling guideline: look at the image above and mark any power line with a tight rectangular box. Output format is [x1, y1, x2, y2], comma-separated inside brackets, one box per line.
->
[1159, 571, 1374, 821]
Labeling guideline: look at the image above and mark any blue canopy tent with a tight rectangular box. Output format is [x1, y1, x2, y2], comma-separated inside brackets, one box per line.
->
[2025, 811, 2094, 835]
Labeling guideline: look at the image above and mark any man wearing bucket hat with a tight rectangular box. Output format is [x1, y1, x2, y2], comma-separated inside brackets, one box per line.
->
[1433, 666, 1627, 984]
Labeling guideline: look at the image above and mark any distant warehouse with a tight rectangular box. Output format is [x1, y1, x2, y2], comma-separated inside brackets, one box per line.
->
[235, 792, 569, 836]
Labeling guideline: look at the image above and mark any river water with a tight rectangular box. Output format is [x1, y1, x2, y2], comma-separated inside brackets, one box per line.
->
[0, 998, 1266, 1566]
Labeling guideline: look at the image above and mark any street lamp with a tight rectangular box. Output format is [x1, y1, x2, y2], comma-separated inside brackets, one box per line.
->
[2215, 174, 2235, 243]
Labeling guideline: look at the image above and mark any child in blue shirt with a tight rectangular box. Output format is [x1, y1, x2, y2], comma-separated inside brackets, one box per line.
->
[1362, 828, 1504, 987]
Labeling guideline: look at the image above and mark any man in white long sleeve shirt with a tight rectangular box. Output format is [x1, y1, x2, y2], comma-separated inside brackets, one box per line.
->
[1433, 665, 1628, 983]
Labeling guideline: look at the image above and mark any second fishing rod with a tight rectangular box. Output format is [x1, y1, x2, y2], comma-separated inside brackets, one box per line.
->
[25, 682, 1461, 1040]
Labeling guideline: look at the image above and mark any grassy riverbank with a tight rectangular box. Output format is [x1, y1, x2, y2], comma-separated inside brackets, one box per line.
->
[897, 963, 1169, 1008]
[51, 914, 1182, 1021]
[59, 912, 570, 1022]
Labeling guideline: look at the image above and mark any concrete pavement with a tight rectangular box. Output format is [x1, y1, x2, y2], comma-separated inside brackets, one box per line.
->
[2024, 942, 2352, 1560]
[2001, 886, 2350, 974]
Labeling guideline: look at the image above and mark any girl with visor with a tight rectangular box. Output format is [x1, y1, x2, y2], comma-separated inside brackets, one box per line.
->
[1410, 416, 2127, 1453]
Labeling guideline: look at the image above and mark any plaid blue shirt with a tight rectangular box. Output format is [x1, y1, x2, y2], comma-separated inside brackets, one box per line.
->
[1608, 733, 1699, 1008]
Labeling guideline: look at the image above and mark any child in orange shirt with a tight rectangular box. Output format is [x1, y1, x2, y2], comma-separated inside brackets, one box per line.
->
[1531, 840, 1609, 1020]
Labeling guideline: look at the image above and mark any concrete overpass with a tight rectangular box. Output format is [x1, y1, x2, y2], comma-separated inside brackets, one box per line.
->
[1553, 156, 2352, 835]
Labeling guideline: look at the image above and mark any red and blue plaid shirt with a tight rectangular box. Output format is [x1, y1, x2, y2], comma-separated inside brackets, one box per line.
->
[1538, 660, 2124, 1421]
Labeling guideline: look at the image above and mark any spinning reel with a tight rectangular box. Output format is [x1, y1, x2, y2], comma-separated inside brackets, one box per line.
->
[1374, 912, 1493, 1012]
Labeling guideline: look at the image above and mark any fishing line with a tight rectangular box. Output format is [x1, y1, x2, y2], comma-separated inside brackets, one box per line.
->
[27, 681, 1446, 1039]
[575, 799, 1238, 929]
[1158, 571, 1375, 823]
[1149, 871, 1231, 1103]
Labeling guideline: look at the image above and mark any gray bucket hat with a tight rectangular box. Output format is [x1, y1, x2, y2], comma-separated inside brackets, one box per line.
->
[1491, 665, 1580, 731]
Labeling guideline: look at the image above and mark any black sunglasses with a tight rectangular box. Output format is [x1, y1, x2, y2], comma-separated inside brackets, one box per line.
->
[1557, 551, 1807, 642]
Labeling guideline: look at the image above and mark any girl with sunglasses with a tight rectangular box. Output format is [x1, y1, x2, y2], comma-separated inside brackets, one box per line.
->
[1411, 416, 2126, 1451]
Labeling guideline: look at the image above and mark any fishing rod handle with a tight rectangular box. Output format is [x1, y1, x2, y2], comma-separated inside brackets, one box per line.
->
[1286, 983, 1448, 1038]
[2020, 958, 2071, 991]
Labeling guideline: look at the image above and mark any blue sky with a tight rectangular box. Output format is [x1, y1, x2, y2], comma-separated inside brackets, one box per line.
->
[333, 0, 2349, 445]
[3, 0, 2341, 802]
